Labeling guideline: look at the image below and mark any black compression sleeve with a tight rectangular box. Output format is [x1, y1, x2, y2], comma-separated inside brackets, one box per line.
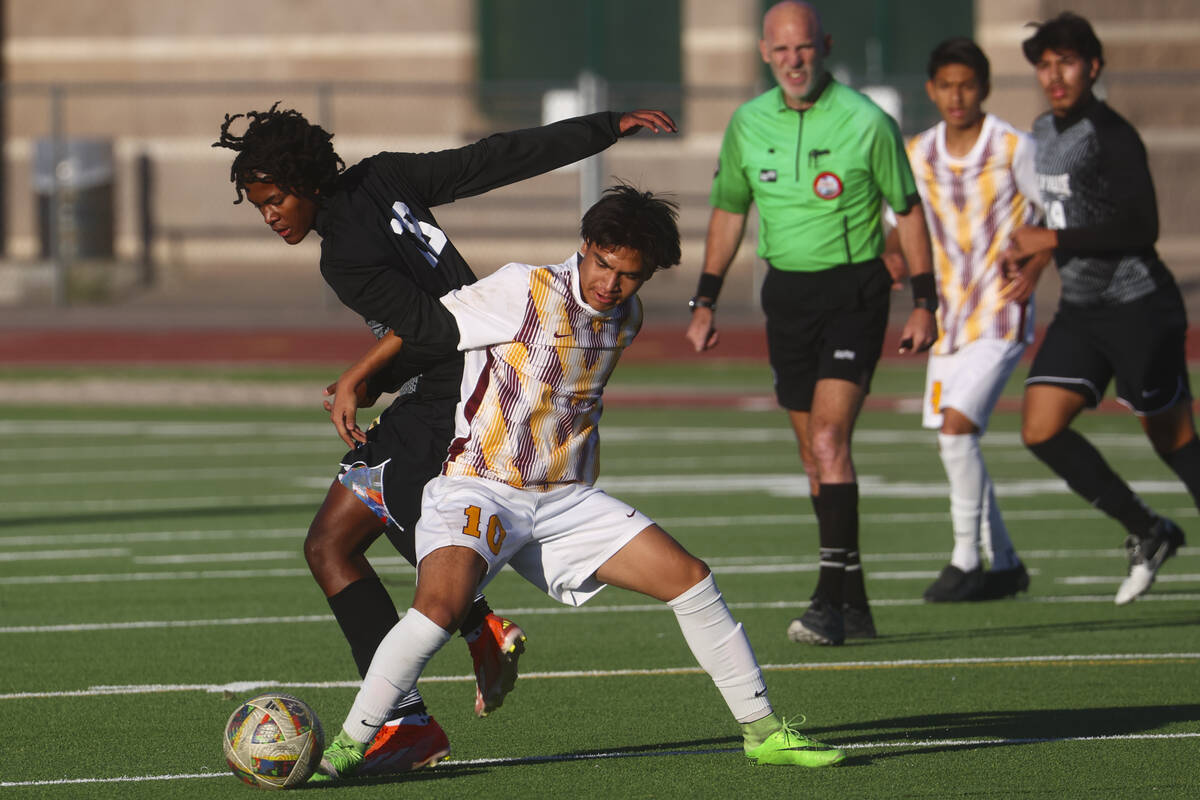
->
[396, 112, 622, 207]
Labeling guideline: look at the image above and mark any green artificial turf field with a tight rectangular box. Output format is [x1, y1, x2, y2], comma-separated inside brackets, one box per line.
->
[1, 362, 1197, 798]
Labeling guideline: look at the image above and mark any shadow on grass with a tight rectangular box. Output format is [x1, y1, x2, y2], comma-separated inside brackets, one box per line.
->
[866, 609, 1200, 644]
[807, 703, 1200, 763]
[294, 736, 744, 787]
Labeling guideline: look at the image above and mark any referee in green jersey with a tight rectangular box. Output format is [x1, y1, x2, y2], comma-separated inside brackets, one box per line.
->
[685, 1, 937, 646]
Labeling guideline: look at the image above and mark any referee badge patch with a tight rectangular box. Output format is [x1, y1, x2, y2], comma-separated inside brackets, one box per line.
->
[759, 169, 777, 182]
[813, 171, 843, 199]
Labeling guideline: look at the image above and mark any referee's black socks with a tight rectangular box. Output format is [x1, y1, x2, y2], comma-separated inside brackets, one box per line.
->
[1028, 429, 1157, 537]
[813, 483, 867, 608]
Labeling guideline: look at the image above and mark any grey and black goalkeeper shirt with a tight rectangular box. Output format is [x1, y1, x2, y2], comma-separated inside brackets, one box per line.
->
[1033, 97, 1171, 307]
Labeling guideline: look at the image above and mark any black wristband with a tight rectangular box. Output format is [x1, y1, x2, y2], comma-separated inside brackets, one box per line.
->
[696, 272, 724, 302]
[911, 272, 937, 312]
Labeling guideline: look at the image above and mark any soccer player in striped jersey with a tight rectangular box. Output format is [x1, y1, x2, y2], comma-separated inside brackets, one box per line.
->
[313, 185, 845, 780]
[886, 38, 1049, 601]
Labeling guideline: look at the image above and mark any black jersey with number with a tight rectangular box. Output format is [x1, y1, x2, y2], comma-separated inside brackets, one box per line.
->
[314, 112, 623, 392]
[1032, 98, 1171, 307]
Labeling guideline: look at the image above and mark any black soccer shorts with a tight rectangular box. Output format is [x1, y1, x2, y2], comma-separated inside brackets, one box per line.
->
[337, 391, 457, 565]
[1026, 280, 1191, 415]
[761, 259, 892, 412]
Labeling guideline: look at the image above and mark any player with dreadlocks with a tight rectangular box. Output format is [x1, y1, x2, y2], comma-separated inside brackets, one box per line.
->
[214, 103, 676, 774]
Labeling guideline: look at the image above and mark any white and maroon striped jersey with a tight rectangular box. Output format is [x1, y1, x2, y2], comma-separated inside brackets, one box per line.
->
[906, 114, 1041, 354]
[437, 254, 642, 489]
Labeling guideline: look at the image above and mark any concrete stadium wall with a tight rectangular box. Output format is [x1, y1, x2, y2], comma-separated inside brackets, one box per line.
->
[2, 0, 1199, 318]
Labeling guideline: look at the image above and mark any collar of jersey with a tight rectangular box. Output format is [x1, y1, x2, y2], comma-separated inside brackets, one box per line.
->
[568, 251, 615, 319]
[1052, 94, 1099, 133]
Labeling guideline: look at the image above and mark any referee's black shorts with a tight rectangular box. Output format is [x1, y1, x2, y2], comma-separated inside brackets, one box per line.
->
[1027, 280, 1191, 416]
[761, 259, 892, 412]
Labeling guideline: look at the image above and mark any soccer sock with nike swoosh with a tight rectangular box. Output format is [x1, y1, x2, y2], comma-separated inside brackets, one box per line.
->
[668, 573, 772, 723]
[342, 608, 452, 744]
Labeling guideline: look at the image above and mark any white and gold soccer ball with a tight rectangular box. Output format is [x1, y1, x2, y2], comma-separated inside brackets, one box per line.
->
[223, 693, 325, 790]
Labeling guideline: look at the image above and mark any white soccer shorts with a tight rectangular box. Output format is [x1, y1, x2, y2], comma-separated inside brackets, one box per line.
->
[414, 476, 654, 607]
[922, 338, 1026, 431]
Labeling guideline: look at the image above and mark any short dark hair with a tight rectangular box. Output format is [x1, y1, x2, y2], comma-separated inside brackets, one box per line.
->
[1022, 12, 1104, 69]
[580, 183, 681, 275]
[927, 37, 991, 90]
[213, 102, 344, 204]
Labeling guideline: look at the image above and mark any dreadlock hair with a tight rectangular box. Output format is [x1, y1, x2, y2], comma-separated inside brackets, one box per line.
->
[213, 102, 344, 204]
[580, 182, 681, 276]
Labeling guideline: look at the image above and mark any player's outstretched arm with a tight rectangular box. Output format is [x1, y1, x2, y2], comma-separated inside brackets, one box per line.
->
[323, 332, 406, 447]
[618, 110, 677, 136]
[685, 208, 746, 353]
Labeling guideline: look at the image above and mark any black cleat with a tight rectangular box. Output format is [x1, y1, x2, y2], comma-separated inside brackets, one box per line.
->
[787, 598, 845, 646]
[978, 561, 1030, 600]
[923, 564, 984, 602]
[842, 604, 877, 639]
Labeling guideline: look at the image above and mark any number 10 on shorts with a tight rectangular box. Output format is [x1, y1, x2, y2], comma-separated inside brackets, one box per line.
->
[462, 505, 507, 555]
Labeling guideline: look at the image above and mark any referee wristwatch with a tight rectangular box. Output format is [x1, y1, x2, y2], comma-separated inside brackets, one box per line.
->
[688, 296, 716, 312]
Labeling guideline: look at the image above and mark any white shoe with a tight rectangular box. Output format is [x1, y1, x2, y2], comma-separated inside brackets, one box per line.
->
[1114, 519, 1185, 605]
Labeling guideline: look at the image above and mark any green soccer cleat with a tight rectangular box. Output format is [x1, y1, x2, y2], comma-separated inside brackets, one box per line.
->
[745, 718, 845, 768]
[310, 730, 367, 782]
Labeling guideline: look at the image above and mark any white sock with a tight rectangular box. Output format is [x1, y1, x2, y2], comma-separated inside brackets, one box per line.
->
[938, 432, 985, 572]
[342, 608, 452, 744]
[668, 573, 771, 724]
[980, 477, 1019, 570]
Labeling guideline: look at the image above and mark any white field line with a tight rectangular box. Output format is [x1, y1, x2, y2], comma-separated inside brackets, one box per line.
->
[0, 562, 1043, 586]
[0, 420, 332, 438]
[0, 547, 130, 562]
[4, 729, 1200, 788]
[0, 440, 334, 463]
[0, 466, 324, 486]
[3, 509, 1196, 549]
[0, 422, 1156, 448]
[1058, 574, 1200, 586]
[0, 528, 304, 547]
[5, 478, 1188, 515]
[132, 551, 298, 565]
[3, 728, 1197, 788]
[3, 546, 1196, 585]
[3, 652, 1198, 701]
[8, 592, 1200, 635]
[1, 493, 324, 515]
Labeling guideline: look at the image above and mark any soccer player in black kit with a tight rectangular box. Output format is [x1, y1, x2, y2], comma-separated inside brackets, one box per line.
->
[214, 104, 675, 773]
[1004, 13, 1195, 605]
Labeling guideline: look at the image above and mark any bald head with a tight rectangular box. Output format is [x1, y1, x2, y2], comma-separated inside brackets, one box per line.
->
[759, 1, 831, 110]
[763, 1, 823, 40]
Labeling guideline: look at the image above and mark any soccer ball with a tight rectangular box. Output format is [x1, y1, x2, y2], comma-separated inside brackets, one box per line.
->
[223, 693, 325, 790]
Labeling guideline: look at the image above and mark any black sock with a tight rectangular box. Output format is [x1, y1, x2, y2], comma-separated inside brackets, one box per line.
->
[844, 548, 868, 609]
[327, 577, 400, 678]
[1164, 436, 1200, 510]
[1028, 429, 1157, 536]
[458, 594, 494, 638]
[813, 482, 858, 607]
